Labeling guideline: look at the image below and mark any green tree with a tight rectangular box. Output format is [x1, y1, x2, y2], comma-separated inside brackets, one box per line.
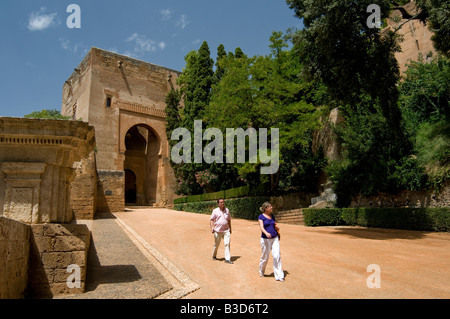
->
[170, 41, 215, 195]
[24, 109, 70, 120]
[400, 55, 450, 189]
[417, 0, 450, 57]
[178, 41, 214, 130]
[165, 89, 182, 146]
[287, 0, 402, 123]
[214, 44, 227, 83]
[327, 97, 426, 207]
[206, 31, 322, 193]
[286, 0, 427, 205]
[400, 54, 450, 136]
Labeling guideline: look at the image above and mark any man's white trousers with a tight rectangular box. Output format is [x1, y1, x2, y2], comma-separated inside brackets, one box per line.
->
[212, 230, 231, 261]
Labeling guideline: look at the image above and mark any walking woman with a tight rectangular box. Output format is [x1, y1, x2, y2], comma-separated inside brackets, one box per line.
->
[258, 201, 284, 282]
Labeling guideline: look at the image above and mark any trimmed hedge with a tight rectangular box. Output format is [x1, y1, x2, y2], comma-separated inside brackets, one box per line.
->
[303, 207, 450, 232]
[174, 196, 270, 221]
[173, 185, 250, 205]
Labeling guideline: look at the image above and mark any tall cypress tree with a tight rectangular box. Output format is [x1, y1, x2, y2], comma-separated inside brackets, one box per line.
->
[171, 41, 215, 194]
[215, 44, 227, 83]
[180, 41, 214, 130]
[164, 88, 181, 148]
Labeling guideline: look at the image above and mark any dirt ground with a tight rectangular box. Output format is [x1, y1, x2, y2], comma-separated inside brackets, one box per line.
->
[114, 208, 450, 299]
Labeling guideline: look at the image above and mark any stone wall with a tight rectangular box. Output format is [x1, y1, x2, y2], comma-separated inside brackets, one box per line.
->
[28, 223, 90, 298]
[71, 150, 97, 220]
[351, 181, 450, 208]
[0, 118, 96, 223]
[0, 217, 30, 299]
[97, 170, 125, 212]
[388, 2, 436, 74]
[62, 47, 180, 207]
[270, 192, 316, 211]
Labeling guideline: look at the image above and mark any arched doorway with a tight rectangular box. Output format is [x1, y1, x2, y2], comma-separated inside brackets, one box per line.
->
[123, 124, 160, 206]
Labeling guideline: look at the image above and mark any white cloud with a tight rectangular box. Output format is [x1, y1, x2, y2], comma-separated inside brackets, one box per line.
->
[59, 38, 79, 54]
[160, 9, 171, 21]
[27, 7, 59, 31]
[176, 14, 189, 29]
[125, 33, 166, 57]
[127, 33, 156, 53]
[59, 38, 88, 58]
[59, 38, 71, 51]
[158, 42, 166, 50]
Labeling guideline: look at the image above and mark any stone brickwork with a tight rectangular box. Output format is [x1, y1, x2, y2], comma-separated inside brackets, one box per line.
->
[0, 118, 96, 223]
[62, 47, 180, 208]
[96, 170, 125, 213]
[351, 181, 450, 208]
[0, 117, 95, 298]
[0, 217, 30, 299]
[28, 223, 90, 298]
[388, 2, 436, 74]
[71, 150, 97, 220]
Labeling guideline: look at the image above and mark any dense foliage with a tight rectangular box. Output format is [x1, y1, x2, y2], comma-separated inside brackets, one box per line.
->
[303, 207, 450, 231]
[167, 33, 324, 196]
[400, 55, 450, 190]
[24, 109, 70, 120]
[166, 1, 449, 205]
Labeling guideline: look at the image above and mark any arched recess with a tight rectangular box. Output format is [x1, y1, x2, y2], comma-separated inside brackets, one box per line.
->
[125, 169, 137, 204]
[123, 124, 161, 205]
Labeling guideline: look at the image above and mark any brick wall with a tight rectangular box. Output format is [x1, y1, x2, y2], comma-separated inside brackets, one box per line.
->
[0, 217, 30, 299]
[28, 223, 90, 298]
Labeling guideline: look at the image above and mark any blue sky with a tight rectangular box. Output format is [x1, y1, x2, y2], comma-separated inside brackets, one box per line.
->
[0, 0, 302, 118]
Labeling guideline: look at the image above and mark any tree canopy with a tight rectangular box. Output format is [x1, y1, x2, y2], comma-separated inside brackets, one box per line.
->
[166, 1, 449, 204]
[24, 109, 70, 120]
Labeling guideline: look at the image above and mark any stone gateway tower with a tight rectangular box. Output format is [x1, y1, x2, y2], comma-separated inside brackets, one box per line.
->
[62, 47, 180, 212]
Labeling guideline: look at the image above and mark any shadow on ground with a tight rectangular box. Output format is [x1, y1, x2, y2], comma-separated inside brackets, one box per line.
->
[64, 212, 172, 299]
[319, 226, 431, 240]
[85, 239, 142, 292]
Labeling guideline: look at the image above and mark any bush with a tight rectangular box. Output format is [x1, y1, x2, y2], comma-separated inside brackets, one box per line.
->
[174, 196, 269, 221]
[303, 207, 450, 232]
[303, 208, 345, 226]
[173, 185, 250, 205]
[174, 201, 216, 215]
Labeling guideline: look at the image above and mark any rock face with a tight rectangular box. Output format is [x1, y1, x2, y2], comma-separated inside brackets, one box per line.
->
[312, 108, 344, 163]
[310, 181, 337, 208]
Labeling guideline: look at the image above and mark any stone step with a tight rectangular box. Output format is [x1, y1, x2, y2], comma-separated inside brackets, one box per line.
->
[273, 209, 304, 225]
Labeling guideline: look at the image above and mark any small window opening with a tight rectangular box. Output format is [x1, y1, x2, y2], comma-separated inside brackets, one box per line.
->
[106, 96, 112, 108]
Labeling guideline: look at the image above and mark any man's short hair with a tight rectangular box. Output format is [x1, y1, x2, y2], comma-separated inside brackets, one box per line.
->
[217, 198, 224, 203]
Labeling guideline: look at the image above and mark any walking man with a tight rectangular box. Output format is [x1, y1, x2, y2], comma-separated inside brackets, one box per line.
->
[210, 198, 233, 264]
